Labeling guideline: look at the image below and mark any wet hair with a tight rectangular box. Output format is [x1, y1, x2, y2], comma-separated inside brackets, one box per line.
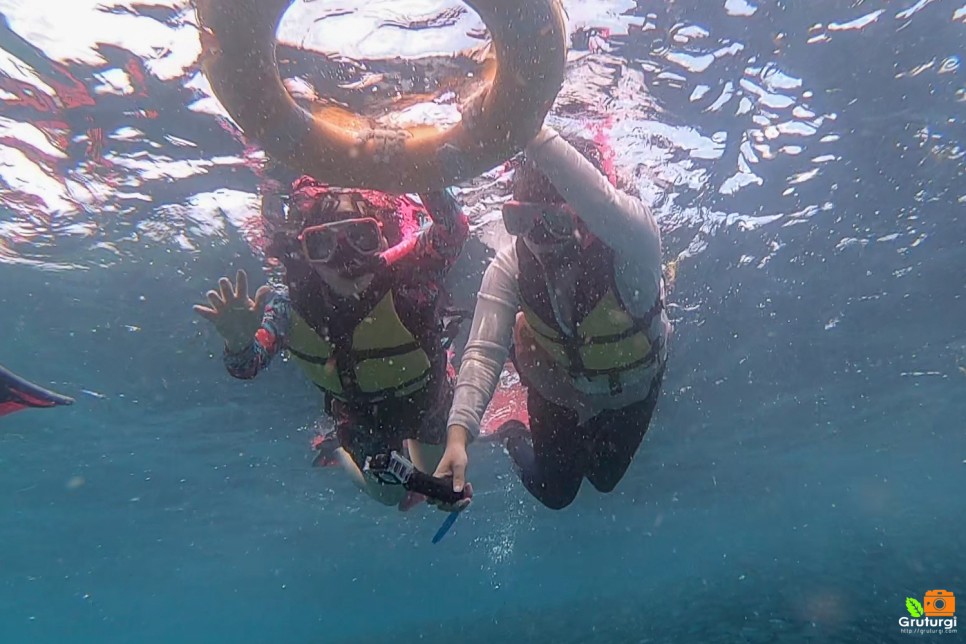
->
[264, 175, 425, 263]
[275, 176, 422, 247]
[511, 131, 614, 203]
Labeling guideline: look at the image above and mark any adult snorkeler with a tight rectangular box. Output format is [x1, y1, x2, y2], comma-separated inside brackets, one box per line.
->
[194, 176, 470, 510]
[434, 125, 671, 510]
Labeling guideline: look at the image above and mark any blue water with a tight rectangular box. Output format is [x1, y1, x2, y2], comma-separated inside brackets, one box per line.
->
[1, 1, 964, 642]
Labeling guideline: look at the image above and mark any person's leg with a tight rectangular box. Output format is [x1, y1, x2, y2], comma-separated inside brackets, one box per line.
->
[335, 403, 407, 507]
[407, 440, 445, 474]
[585, 373, 664, 493]
[334, 446, 407, 506]
[334, 446, 365, 485]
[506, 390, 584, 509]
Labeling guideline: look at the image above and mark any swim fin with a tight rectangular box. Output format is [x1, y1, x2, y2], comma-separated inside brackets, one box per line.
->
[0, 364, 74, 418]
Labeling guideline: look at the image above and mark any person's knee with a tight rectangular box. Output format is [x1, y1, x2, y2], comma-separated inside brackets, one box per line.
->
[507, 432, 581, 509]
[537, 486, 579, 510]
[527, 476, 581, 509]
[586, 467, 625, 493]
[586, 414, 649, 493]
[585, 449, 633, 493]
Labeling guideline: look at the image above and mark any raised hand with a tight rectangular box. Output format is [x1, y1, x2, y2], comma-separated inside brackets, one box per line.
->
[193, 269, 272, 352]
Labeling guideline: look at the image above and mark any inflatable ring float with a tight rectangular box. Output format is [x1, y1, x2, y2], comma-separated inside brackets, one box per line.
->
[195, 0, 567, 193]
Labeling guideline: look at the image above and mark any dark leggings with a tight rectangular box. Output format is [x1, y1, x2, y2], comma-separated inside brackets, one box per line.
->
[507, 370, 665, 510]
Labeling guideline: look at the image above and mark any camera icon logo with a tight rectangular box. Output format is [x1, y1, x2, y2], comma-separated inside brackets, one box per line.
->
[924, 590, 956, 617]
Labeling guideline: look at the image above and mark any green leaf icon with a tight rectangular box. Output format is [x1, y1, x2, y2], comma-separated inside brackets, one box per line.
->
[906, 597, 924, 618]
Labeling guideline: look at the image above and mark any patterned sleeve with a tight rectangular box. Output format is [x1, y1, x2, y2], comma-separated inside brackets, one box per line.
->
[417, 188, 470, 267]
[384, 188, 469, 279]
[223, 284, 293, 379]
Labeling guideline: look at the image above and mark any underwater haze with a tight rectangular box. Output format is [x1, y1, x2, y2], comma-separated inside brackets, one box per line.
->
[1, 0, 964, 642]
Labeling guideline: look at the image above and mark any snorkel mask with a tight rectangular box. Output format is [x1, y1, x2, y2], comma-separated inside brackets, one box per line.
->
[503, 200, 584, 264]
[502, 200, 574, 238]
[299, 192, 386, 278]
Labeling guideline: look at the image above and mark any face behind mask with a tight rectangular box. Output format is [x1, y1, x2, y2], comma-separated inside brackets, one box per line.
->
[524, 234, 582, 271]
[294, 190, 389, 278]
[322, 244, 384, 279]
[299, 217, 385, 277]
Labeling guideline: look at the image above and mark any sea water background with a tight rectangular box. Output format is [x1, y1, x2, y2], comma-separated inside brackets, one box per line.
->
[0, 0, 964, 642]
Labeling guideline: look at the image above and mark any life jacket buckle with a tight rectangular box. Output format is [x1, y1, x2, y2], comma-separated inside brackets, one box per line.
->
[607, 373, 624, 396]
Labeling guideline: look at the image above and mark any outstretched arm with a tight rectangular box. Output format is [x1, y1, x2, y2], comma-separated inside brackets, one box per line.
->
[382, 188, 470, 276]
[223, 285, 292, 380]
[432, 245, 520, 499]
[446, 246, 521, 441]
[418, 188, 471, 255]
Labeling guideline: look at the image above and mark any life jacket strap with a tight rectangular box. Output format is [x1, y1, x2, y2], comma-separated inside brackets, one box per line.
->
[320, 370, 432, 405]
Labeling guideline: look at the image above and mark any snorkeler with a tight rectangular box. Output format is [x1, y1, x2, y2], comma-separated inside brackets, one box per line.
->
[435, 125, 671, 510]
[0, 364, 74, 417]
[194, 176, 469, 509]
